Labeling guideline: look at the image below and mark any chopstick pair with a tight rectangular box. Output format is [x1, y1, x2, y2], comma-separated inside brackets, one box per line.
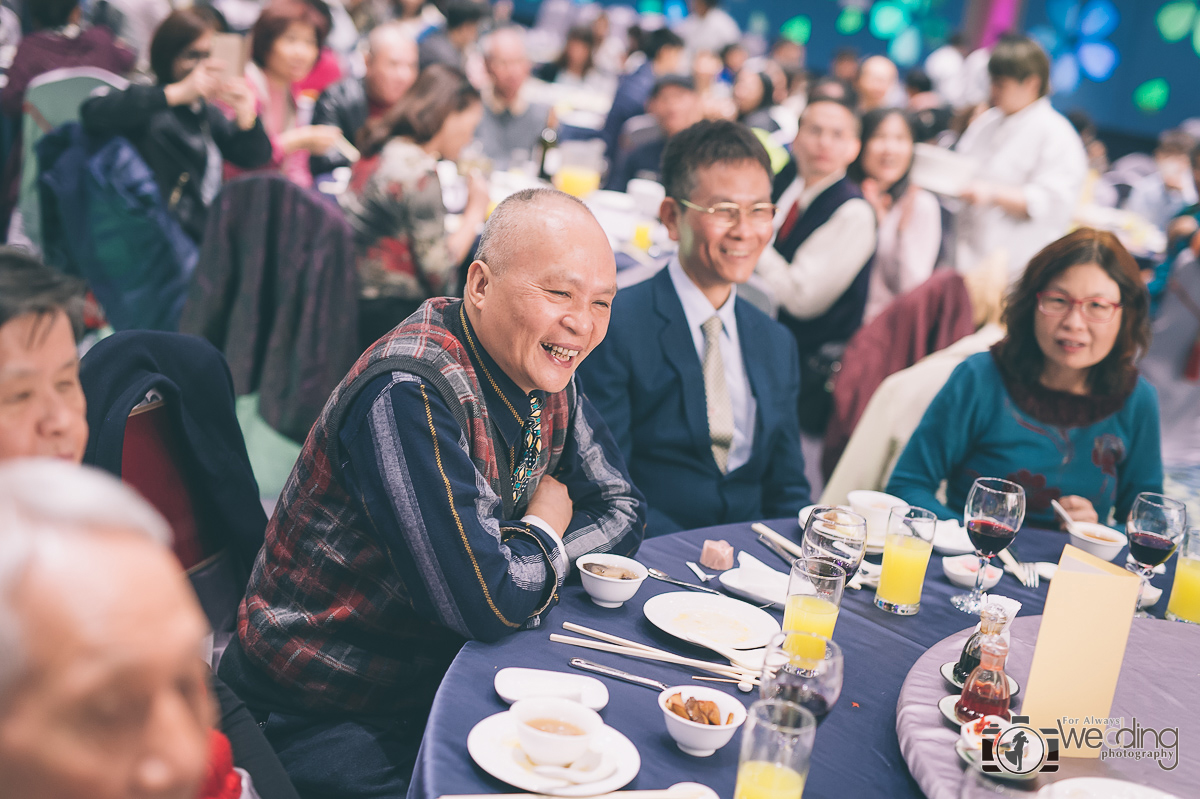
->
[551, 622, 761, 684]
[438, 785, 714, 799]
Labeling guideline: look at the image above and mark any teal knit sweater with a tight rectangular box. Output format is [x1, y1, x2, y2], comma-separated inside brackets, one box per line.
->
[887, 352, 1163, 527]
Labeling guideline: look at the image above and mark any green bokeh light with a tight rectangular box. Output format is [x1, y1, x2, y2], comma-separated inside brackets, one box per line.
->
[636, 0, 664, 15]
[1194, 14, 1200, 56]
[836, 7, 865, 35]
[1133, 78, 1170, 113]
[1156, 1, 1196, 42]
[870, 2, 910, 40]
[780, 15, 812, 45]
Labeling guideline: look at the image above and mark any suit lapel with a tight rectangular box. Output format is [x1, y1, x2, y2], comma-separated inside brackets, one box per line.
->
[652, 270, 714, 468]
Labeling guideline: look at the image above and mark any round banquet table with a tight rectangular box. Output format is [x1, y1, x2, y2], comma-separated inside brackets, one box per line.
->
[407, 519, 1186, 799]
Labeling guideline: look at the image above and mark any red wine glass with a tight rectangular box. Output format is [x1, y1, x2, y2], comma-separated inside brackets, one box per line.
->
[952, 477, 1025, 614]
[1127, 492, 1187, 618]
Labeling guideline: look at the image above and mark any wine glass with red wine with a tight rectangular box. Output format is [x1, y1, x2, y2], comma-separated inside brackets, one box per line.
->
[952, 477, 1026, 614]
[1127, 492, 1187, 618]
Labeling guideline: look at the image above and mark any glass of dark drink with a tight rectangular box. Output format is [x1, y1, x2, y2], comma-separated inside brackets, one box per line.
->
[759, 632, 843, 725]
[952, 478, 1026, 614]
[1127, 492, 1187, 618]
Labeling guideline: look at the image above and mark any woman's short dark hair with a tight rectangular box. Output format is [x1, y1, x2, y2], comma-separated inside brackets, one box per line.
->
[359, 64, 481, 156]
[0, 249, 84, 341]
[149, 9, 216, 85]
[660, 119, 772, 203]
[32, 0, 78, 30]
[988, 35, 1051, 97]
[250, 0, 330, 68]
[847, 107, 914, 203]
[995, 228, 1150, 396]
[744, 71, 774, 113]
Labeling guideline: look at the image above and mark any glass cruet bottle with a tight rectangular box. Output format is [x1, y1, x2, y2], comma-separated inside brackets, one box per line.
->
[953, 603, 1008, 682]
[955, 634, 1012, 722]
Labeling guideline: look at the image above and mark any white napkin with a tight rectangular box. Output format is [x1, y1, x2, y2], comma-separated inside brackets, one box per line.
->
[716, 552, 793, 607]
[971, 594, 1023, 647]
[932, 519, 974, 555]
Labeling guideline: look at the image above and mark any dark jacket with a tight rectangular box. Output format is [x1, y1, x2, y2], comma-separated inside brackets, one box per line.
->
[79, 330, 268, 575]
[80, 84, 273, 242]
[600, 61, 655, 162]
[38, 122, 196, 331]
[179, 174, 360, 443]
[310, 76, 368, 176]
[604, 135, 664, 191]
[579, 267, 812, 536]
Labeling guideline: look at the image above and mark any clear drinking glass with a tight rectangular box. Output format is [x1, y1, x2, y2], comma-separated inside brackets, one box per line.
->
[783, 558, 845, 644]
[801, 506, 868, 583]
[733, 699, 817, 799]
[1167, 527, 1200, 624]
[1127, 493, 1187, 618]
[953, 478, 1026, 614]
[875, 505, 938, 615]
[759, 631, 843, 725]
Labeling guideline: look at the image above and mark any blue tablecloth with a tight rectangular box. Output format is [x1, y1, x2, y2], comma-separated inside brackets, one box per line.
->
[407, 519, 1180, 799]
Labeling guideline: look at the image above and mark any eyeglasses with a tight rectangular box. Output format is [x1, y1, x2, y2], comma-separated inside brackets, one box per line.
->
[676, 198, 777, 228]
[181, 49, 212, 61]
[1036, 290, 1122, 323]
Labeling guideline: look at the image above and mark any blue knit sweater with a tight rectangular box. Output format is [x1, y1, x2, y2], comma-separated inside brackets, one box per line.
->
[887, 352, 1163, 527]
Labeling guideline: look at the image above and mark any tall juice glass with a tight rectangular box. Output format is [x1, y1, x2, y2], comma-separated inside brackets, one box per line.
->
[1167, 527, 1200, 624]
[734, 699, 817, 799]
[875, 506, 938, 615]
[783, 559, 845, 658]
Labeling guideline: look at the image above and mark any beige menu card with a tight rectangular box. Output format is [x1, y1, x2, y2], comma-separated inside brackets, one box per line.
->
[1019, 544, 1141, 757]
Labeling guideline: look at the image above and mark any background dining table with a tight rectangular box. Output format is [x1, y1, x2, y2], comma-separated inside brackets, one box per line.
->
[406, 517, 1183, 799]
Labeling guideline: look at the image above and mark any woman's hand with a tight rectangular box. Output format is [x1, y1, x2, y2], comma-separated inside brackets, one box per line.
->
[860, 177, 892, 222]
[281, 125, 344, 155]
[164, 62, 222, 107]
[1057, 495, 1099, 526]
[218, 78, 258, 131]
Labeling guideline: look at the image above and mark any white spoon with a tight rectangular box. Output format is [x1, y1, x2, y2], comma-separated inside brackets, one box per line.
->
[1050, 499, 1079, 535]
[531, 749, 617, 784]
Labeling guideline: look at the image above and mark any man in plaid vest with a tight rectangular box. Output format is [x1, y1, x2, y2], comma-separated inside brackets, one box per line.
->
[219, 188, 645, 798]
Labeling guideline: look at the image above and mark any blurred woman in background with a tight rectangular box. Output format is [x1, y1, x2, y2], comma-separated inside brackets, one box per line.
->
[81, 9, 272, 242]
[848, 108, 942, 321]
[536, 24, 611, 94]
[342, 64, 488, 348]
[733, 68, 778, 133]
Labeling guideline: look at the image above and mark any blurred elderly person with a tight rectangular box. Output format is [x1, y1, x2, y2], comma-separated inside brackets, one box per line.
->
[848, 108, 941, 321]
[418, 0, 487, 72]
[676, 0, 740, 57]
[475, 25, 553, 167]
[80, 9, 272, 243]
[0, 460, 216, 799]
[855, 54, 899, 112]
[1125, 128, 1198, 232]
[757, 99, 876, 385]
[888, 229, 1162, 528]
[606, 75, 703, 191]
[954, 36, 1087, 281]
[219, 188, 645, 798]
[0, 250, 86, 464]
[310, 21, 418, 176]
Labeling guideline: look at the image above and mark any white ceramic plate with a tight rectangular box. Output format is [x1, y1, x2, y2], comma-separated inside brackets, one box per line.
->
[643, 592, 781, 650]
[938, 694, 968, 727]
[466, 711, 640, 796]
[494, 668, 609, 711]
[955, 740, 1039, 783]
[939, 661, 1020, 696]
[932, 519, 975, 556]
[1037, 778, 1179, 798]
[718, 568, 787, 607]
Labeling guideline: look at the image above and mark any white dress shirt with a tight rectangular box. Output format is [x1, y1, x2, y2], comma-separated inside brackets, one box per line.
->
[756, 170, 878, 320]
[668, 257, 756, 473]
[675, 8, 741, 56]
[954, 96, 1087, 281]
[863, 186, 942, 322]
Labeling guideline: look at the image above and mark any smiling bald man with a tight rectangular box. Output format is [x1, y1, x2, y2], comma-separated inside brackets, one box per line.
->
[220, 188, 644, 799]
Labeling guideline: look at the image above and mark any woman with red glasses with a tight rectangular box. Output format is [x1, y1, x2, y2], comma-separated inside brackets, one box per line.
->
[887, 228, 1163, 528]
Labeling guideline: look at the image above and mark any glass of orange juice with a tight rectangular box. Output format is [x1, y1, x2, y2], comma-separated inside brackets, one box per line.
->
[875, 506, 938, 615]
[734, 699, 817, 799]
[783, 558, 844, 658]
[1167, 527, 1200, 624]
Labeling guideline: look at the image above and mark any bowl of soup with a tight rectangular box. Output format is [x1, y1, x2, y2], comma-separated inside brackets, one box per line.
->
[1067, 522, 1127, 562]
[510, 697, 604, 766]
[576, 554, 648, 608]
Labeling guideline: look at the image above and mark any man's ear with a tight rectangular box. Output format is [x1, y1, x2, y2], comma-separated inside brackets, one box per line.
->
[659, 197, 682, 243]
[464, 260, 492, 309]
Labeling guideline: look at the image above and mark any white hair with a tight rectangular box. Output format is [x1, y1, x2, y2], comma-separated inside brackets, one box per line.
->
[481, 24, 527, 61]
[0, 459, 171, 705]
[366, 21, 416, 57]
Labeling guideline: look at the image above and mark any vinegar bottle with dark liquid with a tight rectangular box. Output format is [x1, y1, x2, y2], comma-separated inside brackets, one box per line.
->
[953, 604, 1008, 683]
[956, 634, 1012, 722]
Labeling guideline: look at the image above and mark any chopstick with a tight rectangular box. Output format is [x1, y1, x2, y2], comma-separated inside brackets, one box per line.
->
[561, 622, 661, 653]
[751, 523, 803, 559]
[691, 675, 761, 686]
[438, 787, 713, 799]
[549, 635, 758, 681]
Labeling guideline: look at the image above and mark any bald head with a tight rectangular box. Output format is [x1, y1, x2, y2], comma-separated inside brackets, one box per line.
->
[365, 23, 419, 108]
[465, 189, 616, 394]
[483, 26, 530, 103]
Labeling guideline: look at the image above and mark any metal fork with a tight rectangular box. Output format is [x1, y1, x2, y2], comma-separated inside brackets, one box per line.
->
[1006, 545, 1040, 589]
